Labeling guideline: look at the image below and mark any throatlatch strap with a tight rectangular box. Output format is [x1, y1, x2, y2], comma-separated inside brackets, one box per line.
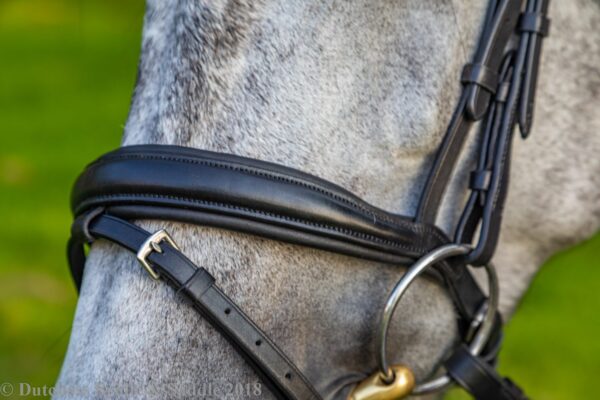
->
[68, 212, 322, 400]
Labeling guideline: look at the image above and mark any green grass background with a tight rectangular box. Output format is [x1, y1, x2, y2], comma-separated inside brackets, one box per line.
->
[0, 1, 598, 399]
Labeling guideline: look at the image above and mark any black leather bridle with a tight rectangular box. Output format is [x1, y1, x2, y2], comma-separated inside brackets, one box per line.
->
[66, 0, 550, 398]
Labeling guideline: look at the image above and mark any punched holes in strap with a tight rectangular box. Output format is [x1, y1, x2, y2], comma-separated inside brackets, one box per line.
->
[518, 12, 550, 37]
[461, 63, 499, 94]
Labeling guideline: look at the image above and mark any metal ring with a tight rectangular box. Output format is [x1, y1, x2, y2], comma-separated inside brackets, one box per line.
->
[376, 244, 499, 394]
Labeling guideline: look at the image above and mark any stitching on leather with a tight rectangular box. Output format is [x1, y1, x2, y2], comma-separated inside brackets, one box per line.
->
[77, 193, 429, 254]
[96, 153, 401, 223]
[92, 152, 433, 232]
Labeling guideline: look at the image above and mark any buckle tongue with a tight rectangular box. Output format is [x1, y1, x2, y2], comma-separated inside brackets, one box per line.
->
[136, 229, 180, 280]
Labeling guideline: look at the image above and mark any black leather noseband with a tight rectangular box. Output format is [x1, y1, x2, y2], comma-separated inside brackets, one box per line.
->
[66, 0, 550, 399]
[71, 145, 448, 268]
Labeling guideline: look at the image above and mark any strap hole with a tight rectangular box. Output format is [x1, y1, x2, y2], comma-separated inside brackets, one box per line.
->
[285, 372, 292, 380]
[255, 340, 262, 346]
[224, 308, 231, 315]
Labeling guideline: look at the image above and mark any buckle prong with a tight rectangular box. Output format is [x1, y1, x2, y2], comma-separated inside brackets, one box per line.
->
[136, 229, 180, 280]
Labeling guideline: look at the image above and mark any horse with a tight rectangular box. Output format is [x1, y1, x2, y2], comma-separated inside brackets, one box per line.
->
[55, 0, 600, 399]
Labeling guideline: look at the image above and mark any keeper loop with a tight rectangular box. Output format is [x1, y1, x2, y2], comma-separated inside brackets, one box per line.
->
[519, 12, 550, 36]
[470, 170, 492, 191]
[461, 63, 499, 94]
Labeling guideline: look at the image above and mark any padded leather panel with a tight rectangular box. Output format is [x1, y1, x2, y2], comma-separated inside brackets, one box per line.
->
[71, 145, 449, 265]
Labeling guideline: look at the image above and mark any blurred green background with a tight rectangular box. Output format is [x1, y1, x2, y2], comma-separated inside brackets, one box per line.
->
[0, 1, 598, 399]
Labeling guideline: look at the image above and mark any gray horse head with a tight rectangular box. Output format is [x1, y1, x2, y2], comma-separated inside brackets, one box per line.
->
[56, 1, 599, 399]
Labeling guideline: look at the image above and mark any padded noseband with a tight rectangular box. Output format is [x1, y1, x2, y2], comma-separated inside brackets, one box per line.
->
[71, 145, 448, 268]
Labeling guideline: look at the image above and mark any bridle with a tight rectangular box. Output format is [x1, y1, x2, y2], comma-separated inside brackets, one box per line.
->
[66, 0, 550, 399]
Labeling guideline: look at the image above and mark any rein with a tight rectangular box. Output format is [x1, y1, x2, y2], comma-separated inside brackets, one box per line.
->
[66, 0, 550, 399]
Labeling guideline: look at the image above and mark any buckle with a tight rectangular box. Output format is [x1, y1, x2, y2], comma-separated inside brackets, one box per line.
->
[136, 229, 180, 280]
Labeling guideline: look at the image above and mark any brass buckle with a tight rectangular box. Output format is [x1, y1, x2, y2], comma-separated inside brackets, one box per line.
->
[136, 229, 180, 280]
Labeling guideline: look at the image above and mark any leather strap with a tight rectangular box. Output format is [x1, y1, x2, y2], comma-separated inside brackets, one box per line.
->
[455, 53, 516, 265]
[445, 345, 527, 400]
[518, 0, 551, 138]
[69, 212, 322, 400]
[415, 0, 522, 226]
[461, 63, 499, 93]
[519, 12, 550, 36]
[71, 145, 445, 266]
[458, 0, 550, 265]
